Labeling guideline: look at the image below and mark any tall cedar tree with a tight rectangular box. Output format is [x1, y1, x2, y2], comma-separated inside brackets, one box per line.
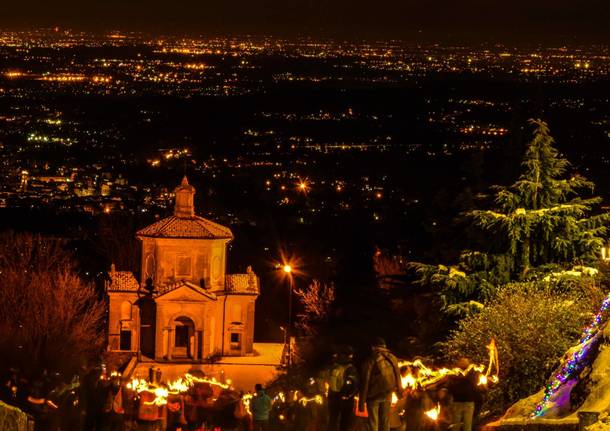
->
[412, 119, 610, 315]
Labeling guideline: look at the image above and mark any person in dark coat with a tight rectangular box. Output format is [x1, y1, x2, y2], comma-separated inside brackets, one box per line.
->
[359, 337, 403, 431]
[402, 366, 424, 431]
[251, 384, 272, 431]
[82, 367, 104, 431]
[102, 375, 125, 431]
[447, 359, 480, 431]
[328, 346, 359, 431]
[214, 389, 241, 431]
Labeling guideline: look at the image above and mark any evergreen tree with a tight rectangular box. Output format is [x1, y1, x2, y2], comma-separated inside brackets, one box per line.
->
[412, 119, 610, 315]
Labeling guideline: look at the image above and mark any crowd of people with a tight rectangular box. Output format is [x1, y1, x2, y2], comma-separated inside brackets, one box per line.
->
[1, 365, 258, 431]
[0, 337, 487, 431]
[351, 337, 486, 431]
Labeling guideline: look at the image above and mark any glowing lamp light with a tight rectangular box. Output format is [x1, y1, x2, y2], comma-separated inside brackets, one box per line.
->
[297, 179, 310, 194]
[283, 264, 292, 274]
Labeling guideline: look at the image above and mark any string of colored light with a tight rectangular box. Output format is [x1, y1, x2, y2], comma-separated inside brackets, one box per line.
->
[531, 293, 610, 418]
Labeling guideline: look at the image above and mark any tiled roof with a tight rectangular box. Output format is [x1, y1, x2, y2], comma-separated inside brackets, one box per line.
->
[225, 273, 259, 294]
[136, 215, 233, 240]
[106, 270, 139, 292]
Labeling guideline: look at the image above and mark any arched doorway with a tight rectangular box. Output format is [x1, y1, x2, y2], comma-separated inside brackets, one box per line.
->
[173, 316, 195, 358]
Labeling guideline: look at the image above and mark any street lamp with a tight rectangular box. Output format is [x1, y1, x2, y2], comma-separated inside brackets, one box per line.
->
[296, 179, 310, 195]
[282, 263, 294, 370]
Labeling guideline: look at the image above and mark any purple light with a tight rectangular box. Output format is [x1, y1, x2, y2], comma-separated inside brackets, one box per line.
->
[531, 293, 610, 417]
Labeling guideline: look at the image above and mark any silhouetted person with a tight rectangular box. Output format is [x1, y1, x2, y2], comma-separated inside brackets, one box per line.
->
[359, 337, 403, 431]
[251, 383, 272, 431]
[82, 367, 104, 431]
[448, 358, 479, 431]
[328, 345, 359, 431]
[102, 375, 125, 431]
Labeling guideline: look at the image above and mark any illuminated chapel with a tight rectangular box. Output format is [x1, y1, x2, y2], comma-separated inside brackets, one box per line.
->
[105, 177, 280, 386]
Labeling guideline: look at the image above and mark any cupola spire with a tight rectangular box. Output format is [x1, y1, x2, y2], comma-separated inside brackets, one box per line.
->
[174, 176, 196, 218]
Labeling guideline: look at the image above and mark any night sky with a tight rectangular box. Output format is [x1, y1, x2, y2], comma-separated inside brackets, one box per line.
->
[2, 0, 608, 42]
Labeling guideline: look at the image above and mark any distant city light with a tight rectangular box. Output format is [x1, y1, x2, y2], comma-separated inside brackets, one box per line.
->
[297, 179, 310, 194]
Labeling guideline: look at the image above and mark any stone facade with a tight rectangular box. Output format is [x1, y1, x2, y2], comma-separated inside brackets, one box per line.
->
[106, 177, 259, 364]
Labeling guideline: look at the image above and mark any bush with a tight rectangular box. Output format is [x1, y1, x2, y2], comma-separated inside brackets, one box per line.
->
[443, 280, 604, 416]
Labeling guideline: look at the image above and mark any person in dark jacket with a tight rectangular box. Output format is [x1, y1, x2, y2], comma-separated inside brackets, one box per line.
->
[251, 384, 272, 431]
[214, 389, 241, 431]
[402, 366, 424, 431]
[328, 346, 359, 431]
[359, 337, 403, 431]
[81, 367, 104, 431]
[448, 358, 480, 431]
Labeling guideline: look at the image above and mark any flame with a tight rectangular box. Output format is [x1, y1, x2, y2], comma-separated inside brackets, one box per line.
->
[425, 404, 440, 421]
[391, 392, 398, 406]
[401, 373, 416, 389]
[485, 338, 500, 379]
[397, 338, 499, 390]
[241, 393, 253, 416]
[127, 373, 231, 407]
[167, 378, 190, 393]
[146, 387, 169, 406]
[298, 394, 323, 406]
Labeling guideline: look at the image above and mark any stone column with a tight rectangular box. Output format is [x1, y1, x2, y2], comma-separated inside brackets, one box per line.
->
[162, 328, 169, 359]
[167, 328, 173, 361]
[190, 332, 195, 359]
[196, 330, 203, 360]
[134, 304, 141, 355]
